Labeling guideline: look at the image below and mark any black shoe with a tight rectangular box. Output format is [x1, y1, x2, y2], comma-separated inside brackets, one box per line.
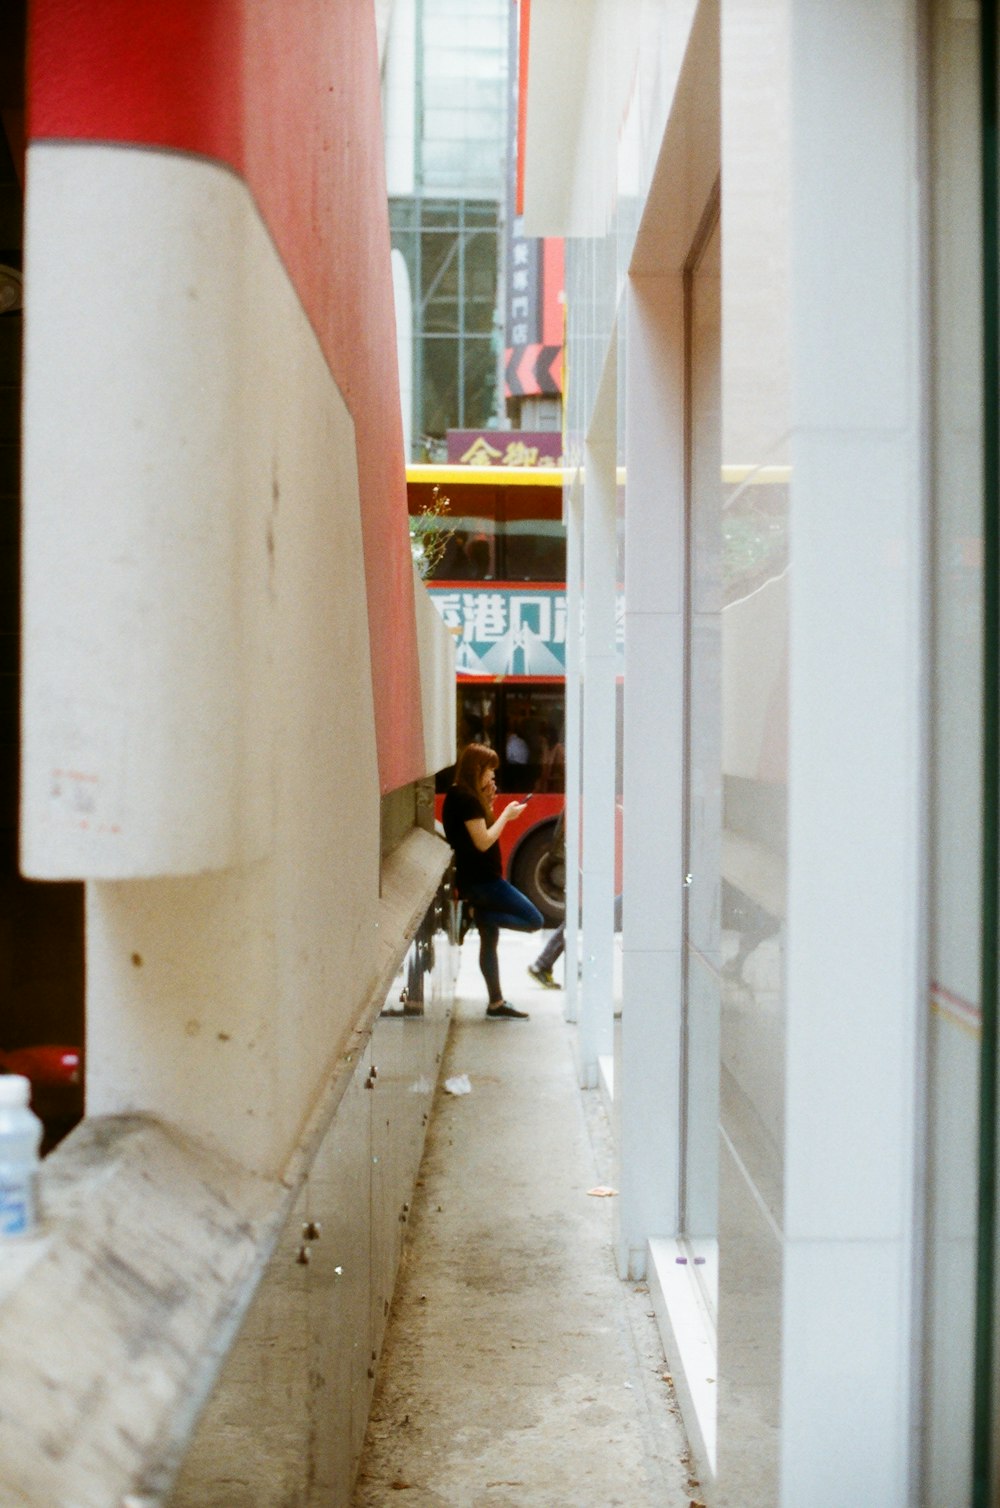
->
[485, 1000, 529, 1020]
[528, 963, 559, 989]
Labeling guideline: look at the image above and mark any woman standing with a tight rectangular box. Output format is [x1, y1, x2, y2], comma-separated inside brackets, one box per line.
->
[442, 743, 542, 1019]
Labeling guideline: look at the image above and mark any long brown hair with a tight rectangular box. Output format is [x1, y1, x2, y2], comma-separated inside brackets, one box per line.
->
[453, 742, 498, 820]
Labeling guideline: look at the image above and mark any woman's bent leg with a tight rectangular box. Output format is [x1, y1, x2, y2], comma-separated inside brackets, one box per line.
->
[464, 879, 543, 932]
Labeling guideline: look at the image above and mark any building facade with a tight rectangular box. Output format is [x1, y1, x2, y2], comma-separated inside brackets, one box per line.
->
[382, 0, 511, 457]
[524, 1, 998, 1503]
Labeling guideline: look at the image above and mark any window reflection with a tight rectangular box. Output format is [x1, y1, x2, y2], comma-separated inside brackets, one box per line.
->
[922, 3, 986, 1496]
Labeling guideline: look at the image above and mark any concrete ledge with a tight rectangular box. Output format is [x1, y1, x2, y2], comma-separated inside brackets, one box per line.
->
[287, 827, 451, 1189]
[0, 826, 451, 1508]
[647, 1235, 718, 1488]
[0, 1115, 275, 1507]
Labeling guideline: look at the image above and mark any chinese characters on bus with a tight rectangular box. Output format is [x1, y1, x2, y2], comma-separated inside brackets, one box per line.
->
[430, 587, 624, 677]
[432, 588, 566, 675]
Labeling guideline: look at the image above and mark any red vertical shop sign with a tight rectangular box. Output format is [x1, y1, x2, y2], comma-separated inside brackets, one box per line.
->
[505, 0, 562, 399]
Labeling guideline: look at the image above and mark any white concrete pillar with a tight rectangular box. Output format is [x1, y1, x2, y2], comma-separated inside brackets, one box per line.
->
[780, 3, 925, 1502]
[579, 417, 618, 1087]
[563, 480, 583, 1023]
[391, 250, 413, 462]
[617, 274, 686, 1276]
[383, 0, 416, 199]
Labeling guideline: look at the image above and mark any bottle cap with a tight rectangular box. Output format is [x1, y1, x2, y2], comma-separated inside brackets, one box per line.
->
[0, 1075, 31, 1107]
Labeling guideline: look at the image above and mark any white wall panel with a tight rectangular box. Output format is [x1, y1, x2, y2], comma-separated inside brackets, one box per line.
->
[782, 1, 924, 1499]
[21, 145, 380, 882]
[20, 145, 393, 1176]
[413, 562, 456, 778]
[781, 1240, 911, 1508]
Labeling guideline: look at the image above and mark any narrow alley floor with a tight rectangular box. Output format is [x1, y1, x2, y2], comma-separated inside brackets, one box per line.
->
[352, 932, 701, 1508]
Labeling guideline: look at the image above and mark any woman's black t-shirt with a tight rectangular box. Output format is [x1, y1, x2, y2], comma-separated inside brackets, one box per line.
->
[442, 786, 502, 890]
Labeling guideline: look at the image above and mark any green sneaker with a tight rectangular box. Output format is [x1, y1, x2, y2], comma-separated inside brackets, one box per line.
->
[528, 963, 559, 989]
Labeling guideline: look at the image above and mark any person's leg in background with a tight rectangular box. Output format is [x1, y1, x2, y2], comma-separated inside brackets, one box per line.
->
[529, 923, 564, 988]
[529, 894, 620, 989]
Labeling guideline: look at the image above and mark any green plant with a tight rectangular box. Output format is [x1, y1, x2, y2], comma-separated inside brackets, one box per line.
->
[410, 486, 454, 580]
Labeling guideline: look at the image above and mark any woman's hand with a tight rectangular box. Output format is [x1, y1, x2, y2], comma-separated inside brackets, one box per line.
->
[465, 799, 528, 852]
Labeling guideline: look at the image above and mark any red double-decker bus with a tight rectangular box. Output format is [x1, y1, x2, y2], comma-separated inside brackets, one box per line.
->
[407, 463, 566, 924]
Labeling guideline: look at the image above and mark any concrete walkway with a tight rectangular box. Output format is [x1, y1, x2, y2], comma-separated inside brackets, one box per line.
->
[353, 933, 701, 1508]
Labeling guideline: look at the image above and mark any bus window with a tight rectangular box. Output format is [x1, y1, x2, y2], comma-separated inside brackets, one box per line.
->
[457, 685, 497, 752]
[499, 686, 565, 793]
[408, 470, 564, 584]
[502, 520, 566, 582]
[428, 520, 563, 582]
[422, 521, 497, 581]
[436, 683, 565, 797]
[437, 687, 567, 796]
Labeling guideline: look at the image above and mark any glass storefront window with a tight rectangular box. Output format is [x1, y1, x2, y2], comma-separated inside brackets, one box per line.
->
[713, 6, 792, 1491]
[683, 214, 723, 1268]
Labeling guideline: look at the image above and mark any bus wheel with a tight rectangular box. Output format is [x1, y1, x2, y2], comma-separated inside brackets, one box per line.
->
[510, 824, 565, 927]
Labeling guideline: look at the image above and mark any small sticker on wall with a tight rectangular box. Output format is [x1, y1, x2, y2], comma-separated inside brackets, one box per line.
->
[41, 696, 128, 838]
[49, 767, 122, 835]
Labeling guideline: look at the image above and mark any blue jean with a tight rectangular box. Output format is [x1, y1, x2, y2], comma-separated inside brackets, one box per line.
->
[462, 879, 543, 1004]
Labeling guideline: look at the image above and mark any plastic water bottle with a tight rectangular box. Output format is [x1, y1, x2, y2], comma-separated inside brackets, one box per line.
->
[0, 1076, 43, 1238]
